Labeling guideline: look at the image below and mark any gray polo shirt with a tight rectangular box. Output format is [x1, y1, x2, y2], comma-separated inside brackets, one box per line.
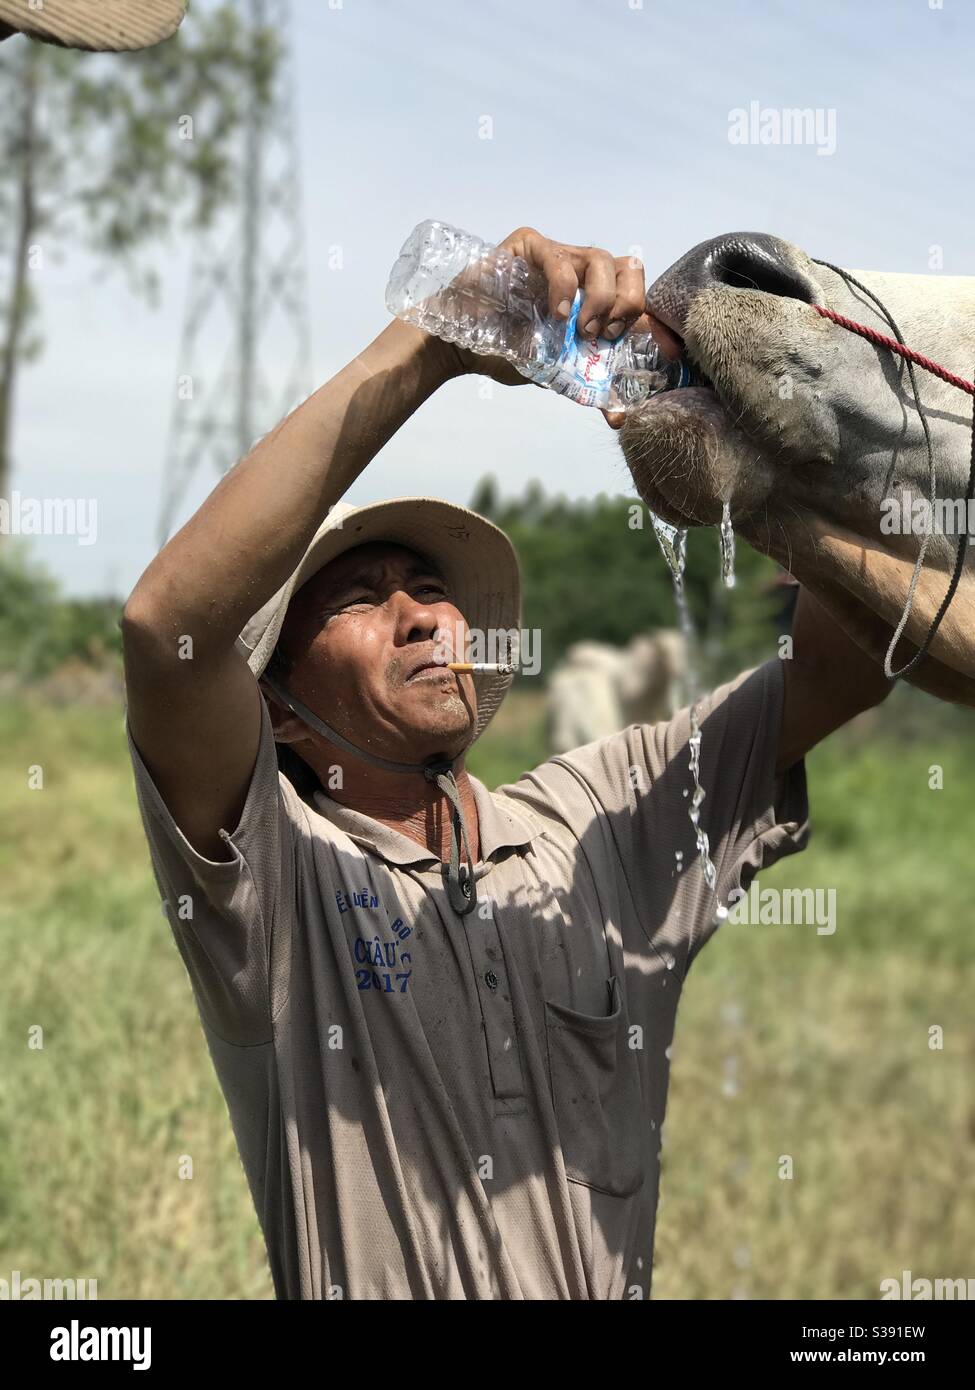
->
[126, 657, 808, 1299]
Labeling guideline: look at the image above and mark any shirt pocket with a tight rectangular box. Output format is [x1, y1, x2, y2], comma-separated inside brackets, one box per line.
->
[543, 975, 645, 1198]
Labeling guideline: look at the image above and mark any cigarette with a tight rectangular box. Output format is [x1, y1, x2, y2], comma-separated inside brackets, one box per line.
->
[446, 662, 515, 674]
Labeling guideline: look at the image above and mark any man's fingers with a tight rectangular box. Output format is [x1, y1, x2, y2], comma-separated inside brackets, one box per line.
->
[499, 227, 579, 320]
[575, 248, 620, 339]
[602, 255, 648, 340]
[498, 229, 679, 355]
[537, 243, 582, 320]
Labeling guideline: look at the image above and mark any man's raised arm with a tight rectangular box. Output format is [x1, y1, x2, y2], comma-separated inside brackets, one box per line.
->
[776, 586, 893, 776]
[122, 319, 461, 858]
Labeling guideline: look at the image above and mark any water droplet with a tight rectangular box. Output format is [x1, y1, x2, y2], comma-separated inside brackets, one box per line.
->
[719, 499, 736, 589]
[648, 512, 686, 582]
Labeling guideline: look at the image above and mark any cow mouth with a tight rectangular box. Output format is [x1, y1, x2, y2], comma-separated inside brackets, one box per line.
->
[621, 313, 772, 531]
[640, 324, 725, 416]
[634, 315, 788, 474]
[683, 350, 717, 393]
[640, 245, 823, 425]
[623, 242, 829, 529]
[643, 309, 721, 410]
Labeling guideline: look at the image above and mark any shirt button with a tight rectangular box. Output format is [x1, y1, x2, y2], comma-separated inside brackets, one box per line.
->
[484, 970, 499, 991]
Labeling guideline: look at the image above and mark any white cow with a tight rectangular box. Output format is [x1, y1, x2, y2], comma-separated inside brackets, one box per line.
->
[547, 630, 685, 753]
[618, 231, 975, 705]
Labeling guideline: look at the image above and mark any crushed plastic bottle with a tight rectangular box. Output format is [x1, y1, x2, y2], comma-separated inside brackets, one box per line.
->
[385, 219, 690, 411]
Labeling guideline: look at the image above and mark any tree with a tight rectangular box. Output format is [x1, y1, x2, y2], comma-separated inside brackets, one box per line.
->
[469, 473, 499, 521]
[0, 1, 280, 504]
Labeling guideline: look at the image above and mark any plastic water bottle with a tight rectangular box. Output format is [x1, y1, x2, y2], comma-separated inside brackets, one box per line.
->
[385, 219, 690, 411]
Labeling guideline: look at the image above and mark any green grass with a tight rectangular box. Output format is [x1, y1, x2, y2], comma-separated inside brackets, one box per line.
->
[1, 687, 973, 1299]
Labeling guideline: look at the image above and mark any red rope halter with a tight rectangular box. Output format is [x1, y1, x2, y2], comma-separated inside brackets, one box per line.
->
[811, 304, 975, 396]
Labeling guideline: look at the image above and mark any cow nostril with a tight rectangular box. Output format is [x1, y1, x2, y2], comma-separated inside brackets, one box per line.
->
[707, 243, 816, 304]
[646, 232, 822, 339]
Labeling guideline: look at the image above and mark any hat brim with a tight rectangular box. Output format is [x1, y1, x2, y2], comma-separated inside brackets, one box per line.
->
[238, 497, 523, 744]
[0, 0, 186, 50]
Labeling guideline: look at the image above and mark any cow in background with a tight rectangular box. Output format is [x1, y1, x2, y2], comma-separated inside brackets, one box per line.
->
[547, 630, 685, 753]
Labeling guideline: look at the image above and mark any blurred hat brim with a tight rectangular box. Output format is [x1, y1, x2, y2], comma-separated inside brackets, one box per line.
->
[0, 0, 186, 51]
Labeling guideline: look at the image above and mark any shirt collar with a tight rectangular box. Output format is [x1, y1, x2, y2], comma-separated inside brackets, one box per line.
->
[310, 773, 542, 869]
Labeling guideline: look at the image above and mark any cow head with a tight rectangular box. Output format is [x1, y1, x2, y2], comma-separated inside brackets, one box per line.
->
[617, 233, 975, 704]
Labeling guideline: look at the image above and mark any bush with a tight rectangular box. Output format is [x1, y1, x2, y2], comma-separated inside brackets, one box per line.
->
[0, 542, 122, 680]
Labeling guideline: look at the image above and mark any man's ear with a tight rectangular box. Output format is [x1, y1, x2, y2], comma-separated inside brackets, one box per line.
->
[257, 680, 308, 746]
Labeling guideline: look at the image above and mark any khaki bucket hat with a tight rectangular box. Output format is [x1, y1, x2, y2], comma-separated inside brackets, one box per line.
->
[236, 496, 522, 745]
[0, 0, 186, 50]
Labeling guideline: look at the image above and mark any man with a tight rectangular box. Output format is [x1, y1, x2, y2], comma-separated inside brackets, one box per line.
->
[122, 227, 891, 1299]
[0, 0, 185, 50]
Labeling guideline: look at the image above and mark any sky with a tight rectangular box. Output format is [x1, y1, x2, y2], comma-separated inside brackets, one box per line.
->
[7, 0, 975, 597]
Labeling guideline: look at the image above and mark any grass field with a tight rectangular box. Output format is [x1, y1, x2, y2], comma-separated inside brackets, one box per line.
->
[1, 683, 973, 1299]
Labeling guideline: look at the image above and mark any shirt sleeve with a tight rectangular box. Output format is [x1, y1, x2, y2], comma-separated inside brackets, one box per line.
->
[501, 658, 809, 978]
[125, 694, 301, 1045]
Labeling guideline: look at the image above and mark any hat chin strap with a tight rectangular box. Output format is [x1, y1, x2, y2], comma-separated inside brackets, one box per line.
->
[261, 672, 478, 917]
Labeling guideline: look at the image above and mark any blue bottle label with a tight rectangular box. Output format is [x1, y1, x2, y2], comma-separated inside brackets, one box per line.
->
[546, 289, 619, 409]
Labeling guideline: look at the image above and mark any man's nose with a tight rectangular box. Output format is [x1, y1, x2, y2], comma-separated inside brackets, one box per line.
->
[393, 591, 447, 645]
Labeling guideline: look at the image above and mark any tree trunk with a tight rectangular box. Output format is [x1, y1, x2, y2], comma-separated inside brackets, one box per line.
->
[0, 41, 38, 512]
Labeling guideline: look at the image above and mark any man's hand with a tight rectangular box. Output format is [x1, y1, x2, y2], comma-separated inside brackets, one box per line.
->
[447, 225, 652, 389]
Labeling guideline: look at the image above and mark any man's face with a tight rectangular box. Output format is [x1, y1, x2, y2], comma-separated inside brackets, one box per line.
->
[274, 541, 477, 760]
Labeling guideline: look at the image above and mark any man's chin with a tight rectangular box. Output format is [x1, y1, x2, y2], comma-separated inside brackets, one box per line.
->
[409, 719, 474, 759]
[387, 698, 468, 748]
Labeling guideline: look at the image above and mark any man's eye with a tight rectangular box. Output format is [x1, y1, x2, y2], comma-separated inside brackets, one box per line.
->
[323, 596, 370, 615]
